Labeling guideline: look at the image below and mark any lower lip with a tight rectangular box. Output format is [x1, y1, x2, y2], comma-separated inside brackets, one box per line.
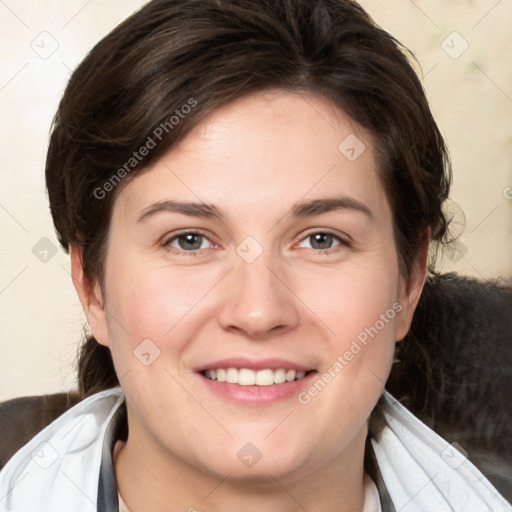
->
[198, 372, 317, 405]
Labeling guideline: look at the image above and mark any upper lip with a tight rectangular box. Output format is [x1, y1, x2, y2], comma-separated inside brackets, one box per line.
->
[194, 357, 314, 373]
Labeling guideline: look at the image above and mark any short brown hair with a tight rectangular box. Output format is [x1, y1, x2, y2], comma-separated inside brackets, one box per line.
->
[45, 0, 451, 397]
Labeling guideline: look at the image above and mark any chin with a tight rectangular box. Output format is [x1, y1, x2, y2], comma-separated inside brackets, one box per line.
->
[193, 436, 315, 484]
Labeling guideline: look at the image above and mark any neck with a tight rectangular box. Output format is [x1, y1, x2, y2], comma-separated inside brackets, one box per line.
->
[115, 422, 368, 512]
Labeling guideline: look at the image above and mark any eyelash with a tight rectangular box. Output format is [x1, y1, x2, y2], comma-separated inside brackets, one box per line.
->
[298, 229, 350, 254]
[161, 230, 214, 257]
[161, 229, 350, 256]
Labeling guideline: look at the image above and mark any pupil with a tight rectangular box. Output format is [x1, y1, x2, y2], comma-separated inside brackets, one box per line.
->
[311, 233, 332, 249]
[179, 234, 202, 250]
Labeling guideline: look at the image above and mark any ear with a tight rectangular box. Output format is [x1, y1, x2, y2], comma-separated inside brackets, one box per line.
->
[70, 244, 110, 347]
[394, 229, 430, 342]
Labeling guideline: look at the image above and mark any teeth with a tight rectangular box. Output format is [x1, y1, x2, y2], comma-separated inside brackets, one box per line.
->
[239, 368, 256, 385]
[274, 368, 286, 384]
[203, 367, 309, 385]
[285, 370, 296, 382]
[226, 368, 238, 384]
[255, 369, 274, 386]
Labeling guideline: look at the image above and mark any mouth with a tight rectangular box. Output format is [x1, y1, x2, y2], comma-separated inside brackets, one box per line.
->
[202, 368, 312, 386]
[195, 359, 317, 404]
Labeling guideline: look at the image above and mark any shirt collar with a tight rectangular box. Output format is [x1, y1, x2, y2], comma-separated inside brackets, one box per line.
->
[97, 400, 127, 512]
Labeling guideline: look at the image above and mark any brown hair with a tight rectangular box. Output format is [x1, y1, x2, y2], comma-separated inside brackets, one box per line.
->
[45, 0, 451, 398]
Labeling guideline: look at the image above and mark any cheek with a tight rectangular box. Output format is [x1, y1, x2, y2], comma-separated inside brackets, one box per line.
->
[291, 255, 400, 416]
[293, 253, 401, 340]
[101, 258, 229, 386]
[104, 261, 219, 338]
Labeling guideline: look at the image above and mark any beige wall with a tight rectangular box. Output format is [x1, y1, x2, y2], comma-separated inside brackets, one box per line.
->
[0, 0, 510, 401]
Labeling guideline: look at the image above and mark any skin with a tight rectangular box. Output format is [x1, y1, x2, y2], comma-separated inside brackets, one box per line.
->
[72, 90, 427, 512]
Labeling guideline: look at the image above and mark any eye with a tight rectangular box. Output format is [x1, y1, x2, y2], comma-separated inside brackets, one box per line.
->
[297, 231, 346, 252]
[163, 232, 212, 252]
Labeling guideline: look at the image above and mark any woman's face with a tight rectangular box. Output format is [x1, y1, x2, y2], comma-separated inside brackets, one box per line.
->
[76, 90, 424, 484]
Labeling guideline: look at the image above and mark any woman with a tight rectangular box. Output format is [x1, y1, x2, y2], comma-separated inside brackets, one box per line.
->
[0, 0, 509, 510]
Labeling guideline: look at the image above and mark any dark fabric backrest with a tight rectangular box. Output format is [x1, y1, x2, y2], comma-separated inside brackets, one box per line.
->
[387, 271, 512, 500]
[0, 392, 81, 471]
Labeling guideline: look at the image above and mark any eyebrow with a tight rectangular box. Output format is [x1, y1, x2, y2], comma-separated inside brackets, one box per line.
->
[290, 196, 373, 220]
[137, 200, 224, 223]
[136, 195, 373, 223]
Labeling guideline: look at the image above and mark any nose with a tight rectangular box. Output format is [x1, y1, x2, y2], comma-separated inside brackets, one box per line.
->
[217, 256, 300, 339]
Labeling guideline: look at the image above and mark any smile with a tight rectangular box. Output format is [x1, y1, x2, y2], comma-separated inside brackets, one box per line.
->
[202, 368, 309, 386]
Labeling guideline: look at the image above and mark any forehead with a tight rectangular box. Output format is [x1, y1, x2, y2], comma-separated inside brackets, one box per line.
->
[113, 90, 389, 226]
